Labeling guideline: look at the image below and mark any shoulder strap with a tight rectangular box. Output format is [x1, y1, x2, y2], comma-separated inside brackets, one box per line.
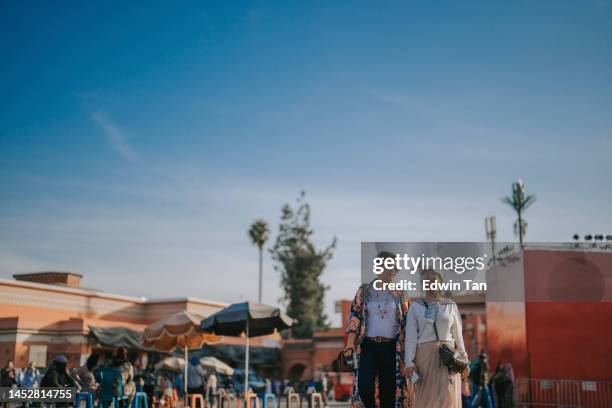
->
[423, 301, 440, 342]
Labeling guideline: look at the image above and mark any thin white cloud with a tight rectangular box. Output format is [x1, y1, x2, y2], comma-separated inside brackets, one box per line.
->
[91, 112, 137, 160]
[2, 173, 611, 326]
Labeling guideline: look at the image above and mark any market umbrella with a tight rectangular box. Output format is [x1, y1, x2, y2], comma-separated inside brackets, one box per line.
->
[199, 356, 234, 376]
[141, 310, 222, 405]
[201, 301, 293, 396]
[155, 356, 185, 372]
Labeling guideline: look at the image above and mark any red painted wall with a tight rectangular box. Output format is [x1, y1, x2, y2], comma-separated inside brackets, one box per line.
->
[525, 302, 612, 381]
[487, 249, 612, 381]
[524, 250, 612, 381]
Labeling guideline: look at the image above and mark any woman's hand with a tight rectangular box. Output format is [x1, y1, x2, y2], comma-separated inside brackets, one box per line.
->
[461, 366, 470, 380]
[404, 366, 415, 379]
[344, 332, 356, 358]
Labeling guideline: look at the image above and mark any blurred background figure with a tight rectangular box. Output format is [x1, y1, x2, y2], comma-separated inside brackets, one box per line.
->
[41, 355, 76, 388]
[206, 369, 218, 408]
[160, 375, 176, 406]
[143, 361, 157, 405]
[0, 360, 16, 387]
[468, 352, 493, 408]
[187, 356, 207, 395]
[113, 347, 135, 405]
[1, 360, 17, 408]
[73, 354, 99, 394]
[489, 363, 515, 408]
[95, 351, 122, 408]
[18, 361, 39, 389]
[174, 372, 183, 399]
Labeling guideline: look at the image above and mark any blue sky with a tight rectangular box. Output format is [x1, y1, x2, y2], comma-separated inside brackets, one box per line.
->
[1, 1, 611, 324]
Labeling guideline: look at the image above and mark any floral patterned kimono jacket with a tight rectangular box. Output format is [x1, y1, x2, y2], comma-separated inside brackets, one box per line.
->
[347, 283, 413, 408]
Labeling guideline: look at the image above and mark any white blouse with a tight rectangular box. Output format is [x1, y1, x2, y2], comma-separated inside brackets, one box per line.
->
[365, 297, 397, 338]
[404, 299, 468, 368]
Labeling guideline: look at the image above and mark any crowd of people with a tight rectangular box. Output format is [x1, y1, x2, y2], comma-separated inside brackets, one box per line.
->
[2, 352, 342, 408]
[1, 350, 330, 408]
[0, 348, 223, 408]
[1, 347, 514, 408]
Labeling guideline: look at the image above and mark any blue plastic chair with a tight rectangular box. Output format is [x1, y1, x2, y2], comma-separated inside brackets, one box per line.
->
[132, 392, 148, 408]
[74, 391, 94, 408]
[262, 393, 277, 408]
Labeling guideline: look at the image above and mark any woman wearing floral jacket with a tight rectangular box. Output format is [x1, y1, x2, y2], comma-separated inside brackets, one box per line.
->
[343, 251, 412, 408]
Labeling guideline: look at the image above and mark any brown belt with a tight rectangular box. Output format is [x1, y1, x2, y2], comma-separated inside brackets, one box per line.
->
[365, 336, 394, 343]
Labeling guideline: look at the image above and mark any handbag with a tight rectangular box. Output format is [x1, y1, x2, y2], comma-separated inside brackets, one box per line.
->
[424, 301, 468, 374]
[333, 348, 355, 372]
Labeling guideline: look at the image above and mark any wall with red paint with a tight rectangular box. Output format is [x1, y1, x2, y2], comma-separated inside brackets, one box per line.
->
[525, 302, 612, 380]
[524, 250, 612, 381]
[487, 248, 612, 381]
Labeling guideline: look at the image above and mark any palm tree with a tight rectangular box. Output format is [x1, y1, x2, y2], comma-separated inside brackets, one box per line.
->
[502, 180, 536, 248]
[248, 219, 269, 303]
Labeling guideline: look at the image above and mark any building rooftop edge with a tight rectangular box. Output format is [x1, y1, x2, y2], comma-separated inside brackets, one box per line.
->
[13, 271, 84, 278]
[523, 244, 612, 253]
[0, 277, 228, 308]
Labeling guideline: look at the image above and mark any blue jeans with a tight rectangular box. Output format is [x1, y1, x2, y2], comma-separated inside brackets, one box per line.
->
[468, 383, 494, 408]
[357, 338, 396, 408]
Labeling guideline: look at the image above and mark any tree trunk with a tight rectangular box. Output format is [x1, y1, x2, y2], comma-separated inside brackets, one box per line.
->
[518, 209, 524, 248]
[258, 246, 263, 303]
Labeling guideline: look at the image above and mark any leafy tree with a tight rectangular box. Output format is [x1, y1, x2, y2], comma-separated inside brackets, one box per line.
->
[248, 219, 269, 303]
[270, 191, 336, 338]
[502, 180, 536, 248]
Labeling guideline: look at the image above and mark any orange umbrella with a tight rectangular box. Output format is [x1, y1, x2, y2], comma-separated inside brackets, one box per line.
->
[141, 311, 221, 404]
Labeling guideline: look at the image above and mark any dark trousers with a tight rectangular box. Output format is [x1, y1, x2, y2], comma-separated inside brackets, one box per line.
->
[358, 338, 396, 408]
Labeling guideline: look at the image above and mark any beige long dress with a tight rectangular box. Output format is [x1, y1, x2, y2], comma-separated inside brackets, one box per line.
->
[413, 341, 462, 408]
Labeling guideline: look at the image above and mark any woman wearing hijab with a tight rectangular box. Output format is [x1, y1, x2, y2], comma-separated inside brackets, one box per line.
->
[491, 363, 515, 408]
[41, 355, 77, 388]
[404, 269, 469, 408]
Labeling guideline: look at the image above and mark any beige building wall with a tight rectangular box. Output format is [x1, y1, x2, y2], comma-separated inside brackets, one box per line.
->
[0, 275, 277, 368]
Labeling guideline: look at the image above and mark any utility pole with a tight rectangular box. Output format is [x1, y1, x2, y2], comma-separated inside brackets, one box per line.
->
[502, 180, 536, 249]
[485, 216, 497, 263]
